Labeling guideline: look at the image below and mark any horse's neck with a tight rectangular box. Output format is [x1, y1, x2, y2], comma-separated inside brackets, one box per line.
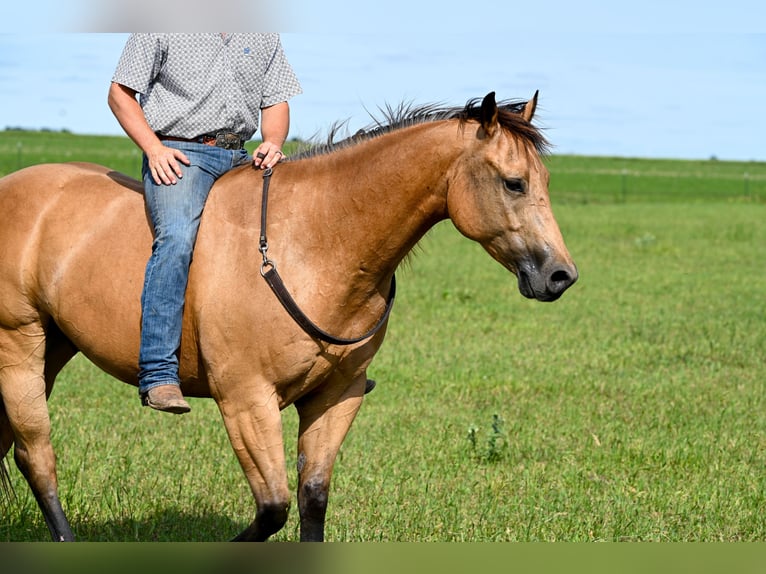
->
[287, 121, 465, 276]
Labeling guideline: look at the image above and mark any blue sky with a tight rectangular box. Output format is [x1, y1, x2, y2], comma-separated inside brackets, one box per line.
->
[1, 2, 764, 161]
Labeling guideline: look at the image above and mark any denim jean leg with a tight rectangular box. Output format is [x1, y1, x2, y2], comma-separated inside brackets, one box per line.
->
[138, 164, 215, 395]
[137, 141, 250, 396]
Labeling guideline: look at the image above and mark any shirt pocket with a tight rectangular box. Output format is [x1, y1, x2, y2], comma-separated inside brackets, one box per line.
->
[234, 49, 268, 100]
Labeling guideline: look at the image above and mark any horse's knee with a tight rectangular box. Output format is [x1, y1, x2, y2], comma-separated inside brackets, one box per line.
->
[299, 477, 329, 516]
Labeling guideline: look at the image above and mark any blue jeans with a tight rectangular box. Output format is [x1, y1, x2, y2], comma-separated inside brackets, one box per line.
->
[138, 140, 250, 395]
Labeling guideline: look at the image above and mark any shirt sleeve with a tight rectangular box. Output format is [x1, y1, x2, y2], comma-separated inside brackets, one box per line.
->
[260, 35, 303, 108]
[111, 33, 167, 95]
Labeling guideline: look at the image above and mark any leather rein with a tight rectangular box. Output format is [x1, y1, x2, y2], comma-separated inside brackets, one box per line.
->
[257, 166, 396, 346]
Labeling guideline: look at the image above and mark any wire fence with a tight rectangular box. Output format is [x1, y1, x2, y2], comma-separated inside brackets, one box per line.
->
[3, 132, 765, 205]
[550, 165, 766, 204]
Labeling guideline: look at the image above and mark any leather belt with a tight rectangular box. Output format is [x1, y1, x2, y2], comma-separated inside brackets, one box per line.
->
[158, 132, 245, 150]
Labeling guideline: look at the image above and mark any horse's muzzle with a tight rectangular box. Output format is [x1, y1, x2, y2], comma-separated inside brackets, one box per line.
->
[517, 259, 578, 302]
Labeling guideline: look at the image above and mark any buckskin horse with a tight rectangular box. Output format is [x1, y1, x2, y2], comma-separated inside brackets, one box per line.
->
[0, 92, 577, 541]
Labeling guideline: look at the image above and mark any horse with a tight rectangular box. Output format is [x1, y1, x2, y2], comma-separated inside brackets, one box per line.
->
[0, 91, 577, 541]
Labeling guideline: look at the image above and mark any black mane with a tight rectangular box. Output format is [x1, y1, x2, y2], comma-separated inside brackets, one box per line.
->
[289, 97, 549, 161]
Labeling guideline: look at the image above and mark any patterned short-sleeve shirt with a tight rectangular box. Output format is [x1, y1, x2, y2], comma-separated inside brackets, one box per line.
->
[112, 33, 303, 141]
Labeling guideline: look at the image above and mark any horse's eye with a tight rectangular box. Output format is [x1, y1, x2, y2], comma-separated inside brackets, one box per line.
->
[503, 178, 525, 194]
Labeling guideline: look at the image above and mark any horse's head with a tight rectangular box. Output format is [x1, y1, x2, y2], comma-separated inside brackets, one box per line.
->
[446, 91, 578, 302]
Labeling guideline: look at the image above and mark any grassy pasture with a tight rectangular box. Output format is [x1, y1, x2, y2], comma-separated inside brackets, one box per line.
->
[0, 130, 305, 180]
[1, 131, 765, 541]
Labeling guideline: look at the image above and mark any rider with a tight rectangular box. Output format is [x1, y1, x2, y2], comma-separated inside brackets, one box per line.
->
[108, 33, 302, 414]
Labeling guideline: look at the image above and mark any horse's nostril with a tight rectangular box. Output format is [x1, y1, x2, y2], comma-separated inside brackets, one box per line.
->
[549, 266, 577, 293]
[551, 269, 571, 284]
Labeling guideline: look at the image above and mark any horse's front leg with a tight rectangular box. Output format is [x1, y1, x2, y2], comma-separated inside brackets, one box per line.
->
[215, 385, 291, 542]
[294, 374, 366, 542]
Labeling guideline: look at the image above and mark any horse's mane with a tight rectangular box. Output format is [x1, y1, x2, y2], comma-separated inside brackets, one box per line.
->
[289, 97, 549, 161]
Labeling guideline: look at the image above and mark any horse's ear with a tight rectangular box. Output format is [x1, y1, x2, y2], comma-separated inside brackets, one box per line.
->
[522, 90, 539, 123]
[480, 91, 498, 138]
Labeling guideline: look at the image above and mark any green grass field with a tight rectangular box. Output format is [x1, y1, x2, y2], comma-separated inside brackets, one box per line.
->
[1, 131, 765, 541]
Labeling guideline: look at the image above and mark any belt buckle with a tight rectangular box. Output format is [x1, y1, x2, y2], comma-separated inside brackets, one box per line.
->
[215, 132, 242, 150]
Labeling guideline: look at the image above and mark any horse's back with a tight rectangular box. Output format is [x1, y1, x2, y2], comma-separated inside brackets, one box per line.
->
[0, 161, 143, 197]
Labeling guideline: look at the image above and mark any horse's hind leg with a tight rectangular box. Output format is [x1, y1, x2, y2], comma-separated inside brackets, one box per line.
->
[0, 324, 74, 541]
[1, 322, 76, 485]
